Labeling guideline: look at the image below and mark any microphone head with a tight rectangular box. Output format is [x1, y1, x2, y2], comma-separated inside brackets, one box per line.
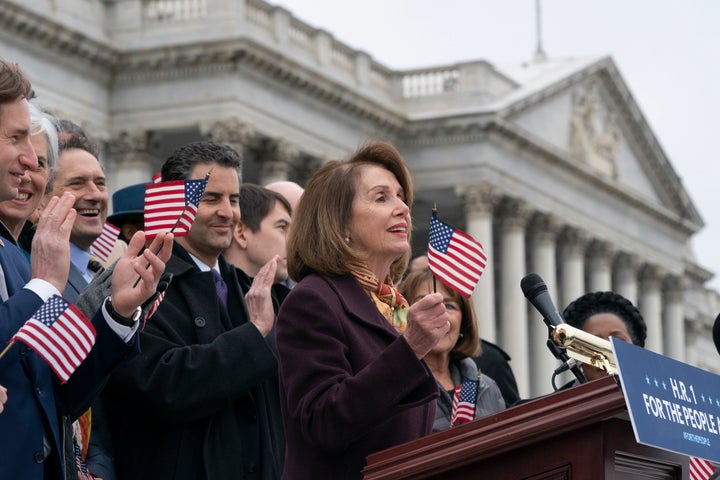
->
[521, 273, 547, 301]
[713, 313, 720, 355]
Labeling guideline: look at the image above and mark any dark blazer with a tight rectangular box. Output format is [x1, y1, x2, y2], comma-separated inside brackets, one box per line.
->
[63, 261, 89, 303]
[103, 243, 284, 480]
[0, 241, 138, 480]
[276, 273, 438, 480]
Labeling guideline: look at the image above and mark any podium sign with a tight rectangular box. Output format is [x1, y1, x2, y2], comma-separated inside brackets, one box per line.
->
[612, 337, 720, 462]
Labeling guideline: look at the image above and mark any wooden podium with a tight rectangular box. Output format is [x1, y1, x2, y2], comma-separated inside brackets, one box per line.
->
[363, 376, 690, 479]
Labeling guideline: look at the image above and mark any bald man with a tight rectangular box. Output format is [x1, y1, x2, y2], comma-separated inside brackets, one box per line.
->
[265, 180, 304, 213]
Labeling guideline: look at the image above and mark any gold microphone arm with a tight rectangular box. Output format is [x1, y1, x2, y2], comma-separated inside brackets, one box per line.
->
[552, 324, 618, 376]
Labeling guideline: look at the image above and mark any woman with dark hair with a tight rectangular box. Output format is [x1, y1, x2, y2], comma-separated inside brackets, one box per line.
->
[276, 141, 451, 479]
[562, 291, 647, 381]
[400, 268, 504, 431]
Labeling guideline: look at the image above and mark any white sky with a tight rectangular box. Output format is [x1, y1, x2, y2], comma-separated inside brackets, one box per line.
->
[273, 0, 720, 290]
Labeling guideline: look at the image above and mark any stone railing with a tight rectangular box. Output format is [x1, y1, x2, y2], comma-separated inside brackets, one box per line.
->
[400, 67, 460, 98]
[143, 0, 208, 23]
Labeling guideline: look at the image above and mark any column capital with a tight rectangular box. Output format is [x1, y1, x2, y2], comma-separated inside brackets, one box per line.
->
[496, 196, 529, 232]
[107, 130, 148, 156]
[662, 274, 687, 303]
[455, 182, 497, 216]
[558, 226, 588, 257]
[200, 118, 255, 151]
[257, 137, 301, 183]
[613, 251, 640, 272]
[586, 239, 615, 267]
[527, 212, 559, 245]
[106, 130, 155, 166]
[639, 264, 664, 292]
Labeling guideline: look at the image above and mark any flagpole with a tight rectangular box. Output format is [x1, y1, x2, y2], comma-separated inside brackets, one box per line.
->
[432, 202, 437, 294]
[0, 340, 15, 361]
[132, 168, 213, 288]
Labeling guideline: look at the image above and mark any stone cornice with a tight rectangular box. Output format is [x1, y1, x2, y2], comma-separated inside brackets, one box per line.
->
[493, 57, 703, 230]
[0, 2, 117, 68]
[112, 38, 408, 135]
[486, 118, 701, 236]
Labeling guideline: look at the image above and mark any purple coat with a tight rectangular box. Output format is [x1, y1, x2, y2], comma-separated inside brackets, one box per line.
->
[276, 273, 438, 480]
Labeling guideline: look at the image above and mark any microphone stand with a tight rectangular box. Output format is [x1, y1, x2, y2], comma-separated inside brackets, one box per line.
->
[545, 326, 587, 390]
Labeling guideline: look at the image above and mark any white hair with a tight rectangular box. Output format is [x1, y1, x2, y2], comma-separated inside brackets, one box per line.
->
[28, 102, 59, 169]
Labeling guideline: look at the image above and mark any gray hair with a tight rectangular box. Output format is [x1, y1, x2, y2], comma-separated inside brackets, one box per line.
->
[28, 102, 58, 170]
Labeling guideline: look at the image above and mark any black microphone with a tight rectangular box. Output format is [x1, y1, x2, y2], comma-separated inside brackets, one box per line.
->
[520, 273, 565, 329]
[521, 273, 586, 385]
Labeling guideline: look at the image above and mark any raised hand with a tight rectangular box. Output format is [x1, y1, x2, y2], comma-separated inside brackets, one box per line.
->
[402, 292, 451, 359]
[31, 193, 76, 292]
[110, 231, 173, 318]
[244, 255, 278, 337]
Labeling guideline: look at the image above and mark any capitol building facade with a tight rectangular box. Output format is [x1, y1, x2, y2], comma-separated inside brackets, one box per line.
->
[2, 0, 718, 397]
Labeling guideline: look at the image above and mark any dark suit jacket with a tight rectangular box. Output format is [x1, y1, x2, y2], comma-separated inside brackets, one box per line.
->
[0, 241, 138, 480]
[63, 261, 89, 303]
[103, 243, 284, 480]
[276, 273, 438, 480]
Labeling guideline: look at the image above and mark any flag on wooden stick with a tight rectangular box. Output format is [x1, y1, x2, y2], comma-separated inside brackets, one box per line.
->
[12, 295, 96, 383]
[428, 211, 487, 298]
[90, 221, 120, 263]
[144, 179, 207, 239]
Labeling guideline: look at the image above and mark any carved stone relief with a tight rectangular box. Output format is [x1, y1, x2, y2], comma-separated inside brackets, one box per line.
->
[569, 81, 620, 177]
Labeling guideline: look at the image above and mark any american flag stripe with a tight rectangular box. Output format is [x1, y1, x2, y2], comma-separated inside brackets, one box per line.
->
[13, 297, 96, 383]
[90, 222, 120, 262]
[144, 179, 206, 238]
[450, 379, 479, 426]
[428, 213, 487, 298]
[15, 308, 94, 370]
[690, 456, 716, 480]
[428, 248, 483, 296]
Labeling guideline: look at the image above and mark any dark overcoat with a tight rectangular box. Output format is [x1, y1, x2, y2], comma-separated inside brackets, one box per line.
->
[103, 243, 284, 480]
[276, 273, 438, 480]
[0, 240, 138, 480]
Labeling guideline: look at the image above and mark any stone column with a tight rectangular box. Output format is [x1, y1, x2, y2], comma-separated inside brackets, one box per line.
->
[557, 226, 587, 309]
[663, 275, 686, 361]
[200, 117, 255, 162]
[257, 137, 300, 185]
[456, 182, 497, 343]
[586, 239, 614, 291]
[639, 264, 664, 354]
[106, 130, 155, 193]
[497, 197, 530, 397]
[527, 212, 560, 396]
[613, 252, 639, 305]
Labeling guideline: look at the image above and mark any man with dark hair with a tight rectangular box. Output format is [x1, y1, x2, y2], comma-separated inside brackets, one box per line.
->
[102, 141, 285, 480]
[224, 183, 292, 292]
[0, 58, 173, 480]
[43, 132, 108, 301]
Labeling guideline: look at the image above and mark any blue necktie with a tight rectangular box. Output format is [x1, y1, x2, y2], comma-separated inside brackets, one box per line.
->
[212, 269, 228, 308]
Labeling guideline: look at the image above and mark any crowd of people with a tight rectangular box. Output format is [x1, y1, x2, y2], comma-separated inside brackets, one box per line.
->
[1, 57, 713, 480]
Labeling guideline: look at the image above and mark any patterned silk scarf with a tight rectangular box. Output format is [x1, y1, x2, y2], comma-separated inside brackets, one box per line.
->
[349, 262, 409, 332]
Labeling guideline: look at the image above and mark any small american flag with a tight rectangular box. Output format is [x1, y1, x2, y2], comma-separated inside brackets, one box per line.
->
[12, 295, 96, 383]
[690, 456, 717, 480]
[142, 290, 166, 328]
[89, 221, 120, 263]
[428, 212, 487, 298]
[144, 179, 207, 239]
[450, 379, 478, 426]
[151, 172, 162, 183]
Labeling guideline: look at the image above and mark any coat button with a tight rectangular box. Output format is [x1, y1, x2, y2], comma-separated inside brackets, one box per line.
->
[20, 345, 28, 355]
[194, 317, 206, 328]
[34, 451, 44, 463]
